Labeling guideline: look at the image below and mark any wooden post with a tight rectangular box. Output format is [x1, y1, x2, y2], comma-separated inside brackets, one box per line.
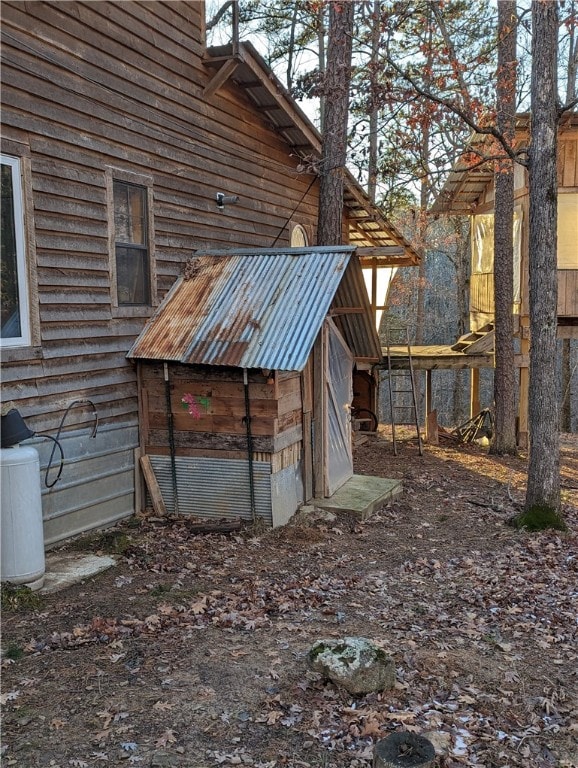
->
[518, 333, 530, 448]
[424, 369, 437, 443]
[470, 367, 481, 417]
[301, 362, 314, 502]
[312, 329, 326, 499]
[140, 455, 167, 517]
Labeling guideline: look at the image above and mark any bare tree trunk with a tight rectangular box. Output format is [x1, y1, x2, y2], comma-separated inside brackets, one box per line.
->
[317, 1, 354, 245]
[491, 0, 518, 455]
[318, 3, 327, 131]
[525, 0, 561, 513]
[367, 0, 380, 202]
[286, 3, 299, 91]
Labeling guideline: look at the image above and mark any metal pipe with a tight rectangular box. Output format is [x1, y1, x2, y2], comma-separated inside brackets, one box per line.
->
[243, 368, 257, 523]
[164, 362, 179, 515]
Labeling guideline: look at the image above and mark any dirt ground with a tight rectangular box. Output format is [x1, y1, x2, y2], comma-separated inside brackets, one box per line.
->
[1, 429, 577, 768]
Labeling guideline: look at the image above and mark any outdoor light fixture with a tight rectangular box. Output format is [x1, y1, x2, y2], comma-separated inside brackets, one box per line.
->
[216, 192, 240, 210]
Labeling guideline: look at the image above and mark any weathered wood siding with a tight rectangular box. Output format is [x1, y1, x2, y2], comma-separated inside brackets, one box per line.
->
[558, 271, 578, 318]
[139, 364, 303, 457]
[138, 362, 305, 526]
[0, 1, 319, 542]
[559, 130, 578, 188]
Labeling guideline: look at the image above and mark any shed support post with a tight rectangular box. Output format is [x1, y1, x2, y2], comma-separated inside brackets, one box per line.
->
[312, 328, 327, 499]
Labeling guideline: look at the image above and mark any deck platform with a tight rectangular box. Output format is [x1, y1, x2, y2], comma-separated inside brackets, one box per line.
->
[379, 345, 494, 370]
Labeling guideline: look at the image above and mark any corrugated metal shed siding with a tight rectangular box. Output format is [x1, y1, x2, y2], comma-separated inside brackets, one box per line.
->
[149, 455, 273, 523]
[128, 247, 380, 371]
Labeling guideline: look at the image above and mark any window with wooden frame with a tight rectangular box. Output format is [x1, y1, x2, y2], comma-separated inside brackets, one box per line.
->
[1, 155, 30, 347]
[113, 180, 151, 306]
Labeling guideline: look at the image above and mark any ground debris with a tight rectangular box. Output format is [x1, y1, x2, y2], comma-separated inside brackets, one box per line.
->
[1, 430, 577, 767]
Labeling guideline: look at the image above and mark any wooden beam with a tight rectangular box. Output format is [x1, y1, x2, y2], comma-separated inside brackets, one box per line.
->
[238, 48, 323, 152]
[203, 58, 239, 99]
[329, 307, 366, 315]
[140, 455, 167, 517]
[357, 246, 406, 258]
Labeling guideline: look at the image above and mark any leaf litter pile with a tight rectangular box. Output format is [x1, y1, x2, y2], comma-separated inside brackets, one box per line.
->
[2, 432, 577, 768]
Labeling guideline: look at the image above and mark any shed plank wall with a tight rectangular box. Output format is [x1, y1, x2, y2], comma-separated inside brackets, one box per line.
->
[140, 364, 303, 461]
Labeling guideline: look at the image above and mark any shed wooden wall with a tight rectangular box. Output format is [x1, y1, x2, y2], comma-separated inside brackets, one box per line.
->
[0, 1, 320, 542]
[138, 363, 305, 524]
[139, 363, 303, 459]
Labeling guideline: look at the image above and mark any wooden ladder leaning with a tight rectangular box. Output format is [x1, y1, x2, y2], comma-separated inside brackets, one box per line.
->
[383, 321, 423, 456]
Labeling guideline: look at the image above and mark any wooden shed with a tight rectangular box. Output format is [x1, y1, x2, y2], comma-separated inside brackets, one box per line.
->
[127, 246, 381, 526]
[431, 114, 578, 444]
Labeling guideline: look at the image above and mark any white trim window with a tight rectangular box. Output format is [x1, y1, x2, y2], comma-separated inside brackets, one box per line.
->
[1, 155, 30, 347]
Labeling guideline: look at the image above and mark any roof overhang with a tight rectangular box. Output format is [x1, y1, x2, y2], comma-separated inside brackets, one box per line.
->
[204, 42, 420, 267]
[431, 113, 578, 215]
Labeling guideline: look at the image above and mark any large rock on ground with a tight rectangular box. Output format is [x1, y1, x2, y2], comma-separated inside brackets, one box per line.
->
[308, 636, 395, 695]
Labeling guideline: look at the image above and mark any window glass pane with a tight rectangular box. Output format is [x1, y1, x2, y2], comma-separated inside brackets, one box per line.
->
[128, 186, 146, 245]
[1, 159, 28, 344]
[113, 180, 150, 305]
[1, 163, 22, 338]
[116, 245, 150, 305]
[114, 181, 146, 245]
[291, 224, 308, 247]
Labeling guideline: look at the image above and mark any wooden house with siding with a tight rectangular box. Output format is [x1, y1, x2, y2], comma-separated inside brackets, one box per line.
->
[431, 115, 578, 444]
[0, 1, 418, 543]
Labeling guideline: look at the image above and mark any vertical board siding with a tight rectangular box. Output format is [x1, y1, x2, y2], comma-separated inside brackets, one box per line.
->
[1, 0, 319, 541]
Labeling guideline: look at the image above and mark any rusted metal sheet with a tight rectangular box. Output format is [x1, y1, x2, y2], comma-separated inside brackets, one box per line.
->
[128, 246, 381, 370]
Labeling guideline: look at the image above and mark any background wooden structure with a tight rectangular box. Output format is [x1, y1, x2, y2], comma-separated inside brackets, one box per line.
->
[432, 115, 578, 445]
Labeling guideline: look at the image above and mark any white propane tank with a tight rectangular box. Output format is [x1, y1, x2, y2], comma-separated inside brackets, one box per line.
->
[1, 445, 45, 590]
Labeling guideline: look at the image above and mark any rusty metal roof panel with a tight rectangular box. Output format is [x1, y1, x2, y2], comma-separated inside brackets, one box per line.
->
[127, 246, 374, 371]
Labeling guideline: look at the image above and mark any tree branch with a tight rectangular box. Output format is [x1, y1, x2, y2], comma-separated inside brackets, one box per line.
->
[384, 55, 529, 167]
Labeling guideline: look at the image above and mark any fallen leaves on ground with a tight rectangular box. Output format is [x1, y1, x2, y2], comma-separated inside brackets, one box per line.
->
[1, 431, 577, 768]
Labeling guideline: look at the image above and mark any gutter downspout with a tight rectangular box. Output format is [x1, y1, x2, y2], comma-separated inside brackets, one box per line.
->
[164, 362, 179, 515]
[243, 368, 257, 523]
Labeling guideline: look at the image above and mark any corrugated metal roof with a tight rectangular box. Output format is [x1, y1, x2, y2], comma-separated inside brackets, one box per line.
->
[127, 246, 381, 370]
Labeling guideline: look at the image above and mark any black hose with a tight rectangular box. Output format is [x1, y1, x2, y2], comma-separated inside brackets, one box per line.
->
[36, 398, 98, 488]
[243, 369, 257, 523]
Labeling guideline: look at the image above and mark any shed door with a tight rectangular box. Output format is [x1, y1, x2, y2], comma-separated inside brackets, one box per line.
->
[325, 318, 354, 496]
